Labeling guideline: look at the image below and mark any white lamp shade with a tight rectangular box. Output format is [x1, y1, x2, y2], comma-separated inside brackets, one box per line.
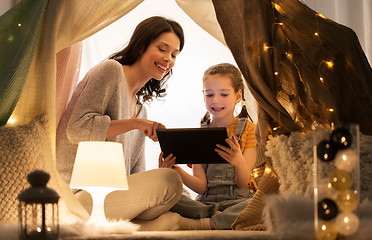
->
[70, 141, 128, 190]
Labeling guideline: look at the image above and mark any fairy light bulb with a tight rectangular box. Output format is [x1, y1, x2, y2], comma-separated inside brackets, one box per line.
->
[317, 13, 327, 19]
[336, 189, 359, 212]
[317, 140, 337, 161]
[316, 220, 338, 240]
[329, 169, 351, 191]
[325, 61, 334, 69]
[335, 211, 359, 236]
[330, 128, 353, 150]
[318, 198, 338, 220]
[334, 149, 358, 172]
[263, 43, 271, 51]
[272, 3, 283, 13]
[318, 178, 338, 200]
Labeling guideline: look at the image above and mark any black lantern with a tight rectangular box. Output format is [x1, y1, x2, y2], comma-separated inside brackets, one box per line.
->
[18, 170, 60, 240]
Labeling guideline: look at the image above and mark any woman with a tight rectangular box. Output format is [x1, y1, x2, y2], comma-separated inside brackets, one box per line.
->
[56, 16, 184, 230]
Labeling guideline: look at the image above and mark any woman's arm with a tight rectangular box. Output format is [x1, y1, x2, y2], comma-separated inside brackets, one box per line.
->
[158, 153, 207, 194]
[107, 118, 165, 141]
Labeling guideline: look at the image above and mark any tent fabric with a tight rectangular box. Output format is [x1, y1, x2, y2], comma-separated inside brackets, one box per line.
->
[212, 0, 372, 166]
[212, 0, 372, 230]
[175, 0, 226, 46]
[0, 0, 48, 126]
[56, 42, 83, 127]
[1, 0, 371, 226]
[1, 0, 144, 220]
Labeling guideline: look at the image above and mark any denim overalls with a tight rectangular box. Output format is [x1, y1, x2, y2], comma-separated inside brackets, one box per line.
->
[171, 118, 256, 229]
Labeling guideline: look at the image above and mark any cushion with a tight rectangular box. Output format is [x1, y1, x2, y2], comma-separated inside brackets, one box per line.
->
[0, 114, 51, 222]
[262, 195, 372, 239]
[233, 129, 372, 231]
[265, 130, 372, 201]
[0, 114, 90, 224]
[265, 132, 314, 198]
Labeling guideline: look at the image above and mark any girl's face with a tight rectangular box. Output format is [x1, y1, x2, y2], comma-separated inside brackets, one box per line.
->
[138, 31, 181, 80]
[203, 74, 242, 121]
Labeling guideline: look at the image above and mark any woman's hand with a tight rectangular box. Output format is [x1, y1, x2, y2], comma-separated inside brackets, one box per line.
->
[107, 118, 165, 140]
[215, 136, 245, 167]
[136, 119, 165, 142]
[158, 152, 177, 169]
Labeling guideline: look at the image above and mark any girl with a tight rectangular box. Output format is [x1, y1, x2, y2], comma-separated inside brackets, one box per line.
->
[57, 16, 184, 230]
[159, 63, 257, 230]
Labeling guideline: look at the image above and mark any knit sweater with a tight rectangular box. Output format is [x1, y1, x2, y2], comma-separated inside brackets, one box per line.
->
[56, 59, 146, 184]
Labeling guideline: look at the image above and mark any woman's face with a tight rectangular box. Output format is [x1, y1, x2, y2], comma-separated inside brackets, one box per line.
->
[138, 31, 181, 80]
[203, 74, 242, 121]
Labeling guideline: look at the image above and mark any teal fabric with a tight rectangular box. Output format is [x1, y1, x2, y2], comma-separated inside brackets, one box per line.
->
[0, 0, 48, 126]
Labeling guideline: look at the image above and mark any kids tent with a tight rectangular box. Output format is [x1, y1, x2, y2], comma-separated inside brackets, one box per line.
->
[0, 0, 371, 232]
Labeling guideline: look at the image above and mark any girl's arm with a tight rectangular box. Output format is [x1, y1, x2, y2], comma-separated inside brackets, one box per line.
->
[234, 147, 256, 188]
[158, 153, 207, 194]
[215, 136, 256, 188]
[188, 164, 207, 194]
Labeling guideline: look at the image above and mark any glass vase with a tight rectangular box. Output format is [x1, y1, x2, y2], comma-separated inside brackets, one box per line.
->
[313, 124, 360, 240]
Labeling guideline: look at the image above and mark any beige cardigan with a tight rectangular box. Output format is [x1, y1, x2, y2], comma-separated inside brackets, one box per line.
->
[56, 60, 146, 184]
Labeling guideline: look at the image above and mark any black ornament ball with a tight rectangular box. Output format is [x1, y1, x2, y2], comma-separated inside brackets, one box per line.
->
[330, 128, 352, 150]
[317, 140, 337, 161]
[318, 198, 338, 220]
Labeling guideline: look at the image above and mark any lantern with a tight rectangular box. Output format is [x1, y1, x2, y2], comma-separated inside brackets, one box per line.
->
[18, 170, 60, 240]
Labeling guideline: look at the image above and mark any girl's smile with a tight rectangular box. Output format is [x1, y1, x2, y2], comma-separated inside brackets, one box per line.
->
[203, 74, 242, 126]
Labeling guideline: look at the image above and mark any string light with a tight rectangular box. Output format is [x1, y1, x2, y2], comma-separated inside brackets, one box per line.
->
[263, 43, 272, 51]
[272, 3, 283, 13]
[315, 32, 319, 36]
[285, 52, 293, 61]
[7, 35, 14, 42]
[7, 117, 15, 125]
[18, 23, 22, 27]
[317, 13, 327, 19]
[325, 60, 334, 69]
[318, 60, 335, 85]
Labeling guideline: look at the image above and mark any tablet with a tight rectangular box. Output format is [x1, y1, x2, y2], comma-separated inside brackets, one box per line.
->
[156, 127, 230, 164]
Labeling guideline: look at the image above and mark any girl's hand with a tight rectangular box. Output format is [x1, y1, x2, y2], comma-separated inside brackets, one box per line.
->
[215, 136, 245, 167]
[158, 152, 177, 169]
[136, 119, 165, 142]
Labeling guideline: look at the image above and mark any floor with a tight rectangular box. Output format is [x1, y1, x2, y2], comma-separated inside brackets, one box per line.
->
[61, 230, 275, 240]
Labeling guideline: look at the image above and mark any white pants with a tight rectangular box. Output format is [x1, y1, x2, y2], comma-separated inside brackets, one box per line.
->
[76, 168, 183, 230]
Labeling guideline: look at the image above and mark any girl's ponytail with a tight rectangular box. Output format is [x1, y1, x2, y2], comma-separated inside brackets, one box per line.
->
[237, 99, 254, 122]
[200, 111, 211, 127]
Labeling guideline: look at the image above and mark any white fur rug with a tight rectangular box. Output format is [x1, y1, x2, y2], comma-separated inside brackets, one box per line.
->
[0, 219, 138, 240]
[263, 194, 372, 240]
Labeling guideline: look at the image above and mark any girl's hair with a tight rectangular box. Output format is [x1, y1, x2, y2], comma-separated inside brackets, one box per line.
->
[201, 63, 252, 126]
[110, 16, 184, 103]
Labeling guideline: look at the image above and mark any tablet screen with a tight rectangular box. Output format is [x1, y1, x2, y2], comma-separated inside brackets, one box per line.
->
[156, 127, 230, 164]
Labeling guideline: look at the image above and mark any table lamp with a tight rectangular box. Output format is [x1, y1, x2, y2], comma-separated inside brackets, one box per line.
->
[70, 141, 128, 223]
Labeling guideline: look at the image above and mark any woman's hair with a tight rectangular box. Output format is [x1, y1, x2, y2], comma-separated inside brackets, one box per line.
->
[110, 16, 184, 103]
[201, 63, 252, 126]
